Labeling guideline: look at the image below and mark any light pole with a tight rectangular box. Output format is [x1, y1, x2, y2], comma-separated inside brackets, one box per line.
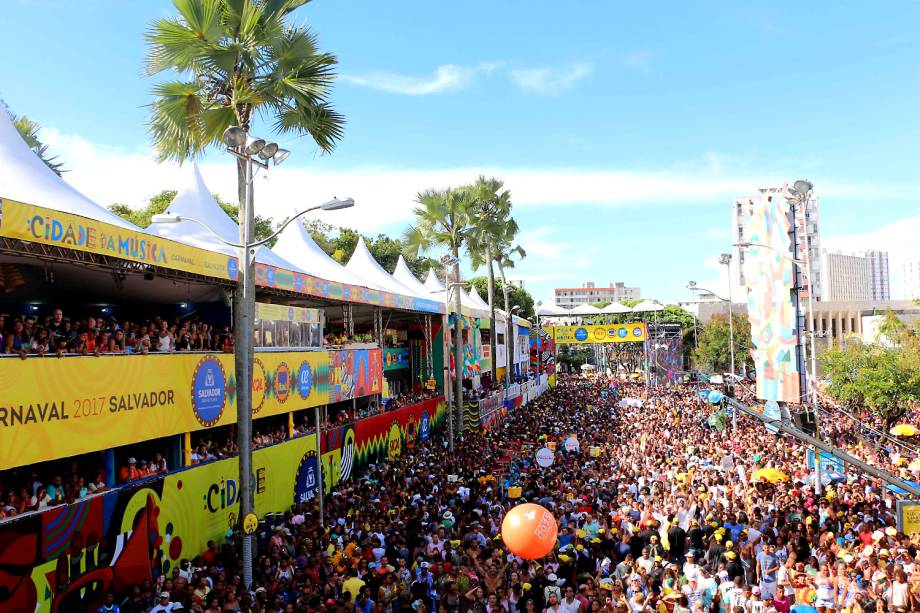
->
[434, 255, 460, 453]
[154, 152, 353, 591]
[687, 281, 738, 429]
[507, 305, 521, 388]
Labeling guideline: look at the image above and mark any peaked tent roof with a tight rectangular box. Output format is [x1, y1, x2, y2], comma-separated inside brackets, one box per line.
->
[392, 255, 434, 298]
[148, 164, 302, 270]
[467, 285, 491, 310]
[0, 107, 138, 229]
[536, 303, 570, 316]
[632, 300, 665, 313]
[424, 268, 445, 292]
[346, 238, 430, 299]
[272, 215, 381, 290]
[570, 303, 603, 315]
[601, 302, 634, 314]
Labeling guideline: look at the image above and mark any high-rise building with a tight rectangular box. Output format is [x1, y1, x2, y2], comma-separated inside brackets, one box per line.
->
[865, 250, 890, 301]
[819, 251, 872, 302]
[554, 281, 640, 307]
[905, 260, 920, 300]
[733, 187, 822, 299]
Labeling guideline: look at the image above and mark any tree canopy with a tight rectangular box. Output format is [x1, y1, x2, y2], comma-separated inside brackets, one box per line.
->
[6, 107, 64, 175]
[467, 277, 535, 320]
[821, 311, 920, 429]
[692, 313, 752, 375]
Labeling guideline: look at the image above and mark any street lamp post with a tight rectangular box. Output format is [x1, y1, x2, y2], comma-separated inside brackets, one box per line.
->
[507, 305, 521, 388]
[686, 281, 737, 429]
[435, 255, 461, 453]
[153, 133, 353, 590]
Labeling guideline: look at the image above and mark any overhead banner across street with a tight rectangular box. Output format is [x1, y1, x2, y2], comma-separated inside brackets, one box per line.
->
[548, 322, 647, 344]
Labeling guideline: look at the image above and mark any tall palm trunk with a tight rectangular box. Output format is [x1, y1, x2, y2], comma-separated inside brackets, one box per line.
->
[451, 244, 465, 438]
[497, 260, 512, 387]
[486, 243, 497, 384]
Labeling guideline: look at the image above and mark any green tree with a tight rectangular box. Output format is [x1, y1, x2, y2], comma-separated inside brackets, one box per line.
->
[404, 187, 477, 432]
[109, 189, 277, 244]
[468, 277, 535, 321]
[821, 312, 920, 435]
[466, 176, 512, 382]
[304, 220, 438, 277]
[7, 109, 65, 175]
[145, 0, 344, 204]
[693, 313, 752, 374]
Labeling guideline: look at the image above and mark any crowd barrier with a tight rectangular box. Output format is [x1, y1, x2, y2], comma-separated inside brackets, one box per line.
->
[0, 397, 446, 613]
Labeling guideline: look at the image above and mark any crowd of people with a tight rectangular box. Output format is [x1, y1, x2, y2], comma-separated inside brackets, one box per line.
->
[76, 374, 920, 613]
[0, 308, 233, 357]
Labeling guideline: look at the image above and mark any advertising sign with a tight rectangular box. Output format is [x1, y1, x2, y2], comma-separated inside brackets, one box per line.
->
[0, 198, 239, 280]
[549, 323, 647, 345]
[564, 436, 580, 452]
[897, 500, 920, 535]
[383, 347, 411, 371]
[0, 349, 385, 470]
[536, 447, 555, 467]
[806, 450, 845, 475]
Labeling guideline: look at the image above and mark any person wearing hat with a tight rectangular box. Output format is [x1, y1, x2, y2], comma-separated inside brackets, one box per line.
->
[149, 591, 178, 613]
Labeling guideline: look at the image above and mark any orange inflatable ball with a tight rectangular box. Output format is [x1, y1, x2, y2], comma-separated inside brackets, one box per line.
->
[501, 503, 558, 559]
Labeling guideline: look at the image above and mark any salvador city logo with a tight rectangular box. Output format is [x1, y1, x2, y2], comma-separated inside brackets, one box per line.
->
[191, 356, 226, 426]
[574, 327, 589, 341]
[297, 360, 313, 399]
[593, 327, 607, 340]
[294, 451, 319, 504]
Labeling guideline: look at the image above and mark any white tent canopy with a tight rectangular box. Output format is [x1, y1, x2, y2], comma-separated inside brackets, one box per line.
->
[467, 285, 491, 311]
[569, 303, 603, 315]
[0, 107, 138, 229]
[346, 238, 430, 299]
[631, 300, 665, 313]
[536, 303, 570, 316]
[148, 164, 302, 270]
[272, 214, 379, 289]
[601, 302, 633, 314]
[423, 268, 445, 292]
[392, 255, 435, 298]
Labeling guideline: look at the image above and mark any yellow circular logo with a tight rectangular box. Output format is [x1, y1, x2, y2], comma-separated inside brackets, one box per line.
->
[387, 422, 402, 460]
[242, 513, 258, 535]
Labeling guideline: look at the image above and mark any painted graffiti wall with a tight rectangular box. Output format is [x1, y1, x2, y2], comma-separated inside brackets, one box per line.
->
[0, 397, 445, 613]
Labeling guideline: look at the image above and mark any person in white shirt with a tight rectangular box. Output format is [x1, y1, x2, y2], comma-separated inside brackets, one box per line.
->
[559, 587, 581, 613]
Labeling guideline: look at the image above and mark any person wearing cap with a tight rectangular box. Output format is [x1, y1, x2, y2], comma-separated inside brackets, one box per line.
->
[149, 591, 179, 613]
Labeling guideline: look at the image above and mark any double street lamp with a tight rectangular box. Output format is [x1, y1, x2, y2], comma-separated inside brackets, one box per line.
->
[154, 125, 354, 591]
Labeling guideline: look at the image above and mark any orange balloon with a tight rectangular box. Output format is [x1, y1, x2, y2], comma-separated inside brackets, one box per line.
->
[501, 503, 558, 559]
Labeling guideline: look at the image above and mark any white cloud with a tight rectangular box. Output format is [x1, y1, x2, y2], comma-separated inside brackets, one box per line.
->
[510, 63, 592, 95]
[340, 62, 500, 95]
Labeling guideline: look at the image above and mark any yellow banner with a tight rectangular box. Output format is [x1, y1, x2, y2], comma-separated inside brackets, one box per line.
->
[255, 302, 322, 324]
[0, 351, 331, 470]
[0, 198, 239, 280]
[547, 322, 647, 344]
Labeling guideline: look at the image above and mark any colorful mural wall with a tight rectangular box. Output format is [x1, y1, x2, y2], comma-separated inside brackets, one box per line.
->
[741, 192, 801, 404]
[327, 349, 384, 403]
[0, 397, 445, 613]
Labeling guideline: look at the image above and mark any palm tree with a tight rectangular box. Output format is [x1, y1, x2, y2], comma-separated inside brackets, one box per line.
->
[145, 1, 343, 587]
[466, 176, 512, 384]
[145, 0, 344, 204]
[404, 187, 476, 449]
[8, 111, 64, 175]
[493, 218, 526, 386]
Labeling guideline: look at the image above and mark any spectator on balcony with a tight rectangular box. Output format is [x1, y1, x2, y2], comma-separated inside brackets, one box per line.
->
[154, 321, 174, 352]
[46, 475, 65, 503]
[29, 327, 51, 355]
[151, 453, 168, 474]
[4, 319, 28, 355]
[109, 329, 127, 353]
[119, 458, 142, 483]
[30, 486, 51, 510]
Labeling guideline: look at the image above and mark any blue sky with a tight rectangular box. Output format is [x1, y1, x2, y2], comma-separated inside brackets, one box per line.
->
[3, 0, 920, 302]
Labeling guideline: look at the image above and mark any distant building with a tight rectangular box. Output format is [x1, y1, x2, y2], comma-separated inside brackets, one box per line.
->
[554, 281, 640, 307]
[865, 250, 890, 301]
[905, 260, 920, 300]
[819, 251, 872, 302]
[733, 187, 822, 300]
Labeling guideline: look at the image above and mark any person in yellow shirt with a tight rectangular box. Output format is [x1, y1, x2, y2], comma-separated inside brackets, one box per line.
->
[342, 568, 366, 602]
